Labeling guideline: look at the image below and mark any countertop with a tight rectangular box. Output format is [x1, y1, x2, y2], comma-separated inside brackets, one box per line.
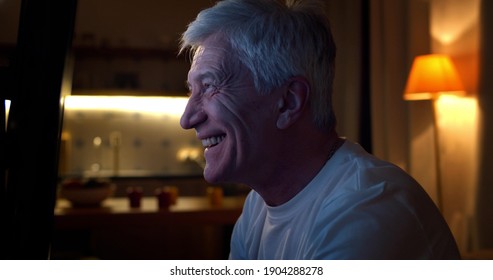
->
[54, 196, 246, 230]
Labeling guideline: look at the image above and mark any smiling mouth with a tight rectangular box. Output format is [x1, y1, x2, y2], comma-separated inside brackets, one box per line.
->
[201, 135, 226, 148]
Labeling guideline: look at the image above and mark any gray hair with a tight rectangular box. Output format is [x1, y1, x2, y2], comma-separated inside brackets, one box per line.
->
[180, 0, 337, 132]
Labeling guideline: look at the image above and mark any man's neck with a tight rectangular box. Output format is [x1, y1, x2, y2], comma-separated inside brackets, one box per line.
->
[253, 131, 341, 206]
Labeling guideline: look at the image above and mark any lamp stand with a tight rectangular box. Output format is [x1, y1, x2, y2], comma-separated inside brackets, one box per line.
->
[432, 99, 443, 211]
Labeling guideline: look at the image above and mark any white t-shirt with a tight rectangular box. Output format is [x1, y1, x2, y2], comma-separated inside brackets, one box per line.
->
[229, 140, 460, 259]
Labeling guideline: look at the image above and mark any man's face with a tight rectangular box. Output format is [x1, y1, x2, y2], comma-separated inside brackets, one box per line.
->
[180, 36, 280, 185]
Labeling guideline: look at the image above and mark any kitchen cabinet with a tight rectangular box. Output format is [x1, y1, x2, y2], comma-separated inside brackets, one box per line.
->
[52, 196, 246, 259]
[0, 43, 190, 93]
[71, 45, 189, 93]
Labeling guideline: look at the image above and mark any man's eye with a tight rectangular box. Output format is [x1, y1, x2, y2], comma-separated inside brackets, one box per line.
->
[203, 83, 217, 95]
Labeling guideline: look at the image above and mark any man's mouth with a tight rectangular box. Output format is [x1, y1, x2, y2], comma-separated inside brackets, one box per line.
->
[201, 135, 226, 148]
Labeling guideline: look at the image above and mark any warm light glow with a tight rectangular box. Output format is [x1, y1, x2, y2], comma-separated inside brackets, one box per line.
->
[434, 94, 479, 218]
[176, 147, 202, 162]
[431, 0, 479, 46]
[5, 99, 10, 115]
[63, 95, 189, 116]
[93, 136, 102, 147]
[435, 94, 478, 122]
[404, 54, 465, 100]
[4, 99, 10, 129]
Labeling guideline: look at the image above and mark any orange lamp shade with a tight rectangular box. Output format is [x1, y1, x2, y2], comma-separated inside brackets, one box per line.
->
[404, 54, 465, 100]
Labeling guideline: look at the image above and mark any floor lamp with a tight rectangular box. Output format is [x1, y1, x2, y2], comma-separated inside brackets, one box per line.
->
[403, 54, 465, 211]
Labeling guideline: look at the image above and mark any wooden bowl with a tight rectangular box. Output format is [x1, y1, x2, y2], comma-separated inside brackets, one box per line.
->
[60, 180, 115, 207]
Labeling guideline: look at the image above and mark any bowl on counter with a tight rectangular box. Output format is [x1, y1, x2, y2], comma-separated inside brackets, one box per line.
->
[59, 178, 116, 207]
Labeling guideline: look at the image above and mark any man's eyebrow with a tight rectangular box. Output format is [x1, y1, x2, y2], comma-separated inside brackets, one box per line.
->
[185, 72, 216, 95]
[188, 71, 221, 86]
[199, 71, 220, 82]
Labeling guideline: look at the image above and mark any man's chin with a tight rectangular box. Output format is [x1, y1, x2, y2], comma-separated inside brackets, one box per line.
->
[203, 165, 221, 184]
[203, 165, 233, 185]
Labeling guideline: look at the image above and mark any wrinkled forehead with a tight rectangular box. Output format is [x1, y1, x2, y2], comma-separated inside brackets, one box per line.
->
[191, 35, 232, 66]
[188, 35, 238, 81]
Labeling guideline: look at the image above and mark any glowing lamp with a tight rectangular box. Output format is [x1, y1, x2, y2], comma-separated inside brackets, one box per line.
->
[403, 54, 467, 211]
[404, 54, 465, 100]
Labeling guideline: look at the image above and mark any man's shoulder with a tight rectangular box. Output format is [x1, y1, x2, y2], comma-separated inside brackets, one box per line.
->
[331, 140, 421, 192]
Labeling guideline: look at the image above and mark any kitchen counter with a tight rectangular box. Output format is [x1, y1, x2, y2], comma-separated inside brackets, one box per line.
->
[54, 196, 246, 230]
[53, 196, 247, 259]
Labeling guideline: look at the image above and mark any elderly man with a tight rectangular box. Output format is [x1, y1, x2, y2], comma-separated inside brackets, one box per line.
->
[179, 0, 460, 259]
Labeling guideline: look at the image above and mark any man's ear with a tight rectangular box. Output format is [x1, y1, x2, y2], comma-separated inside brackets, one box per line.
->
[276, 77, 310, 129]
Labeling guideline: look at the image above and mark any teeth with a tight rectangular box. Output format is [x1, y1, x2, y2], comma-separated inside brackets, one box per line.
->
[201, 135, 225, 148]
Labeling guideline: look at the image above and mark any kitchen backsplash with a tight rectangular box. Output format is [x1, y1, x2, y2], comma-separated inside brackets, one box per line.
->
[59, 95, 203, 178]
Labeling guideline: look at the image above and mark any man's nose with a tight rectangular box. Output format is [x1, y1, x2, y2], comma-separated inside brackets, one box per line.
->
[180, 97, 206, 130]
